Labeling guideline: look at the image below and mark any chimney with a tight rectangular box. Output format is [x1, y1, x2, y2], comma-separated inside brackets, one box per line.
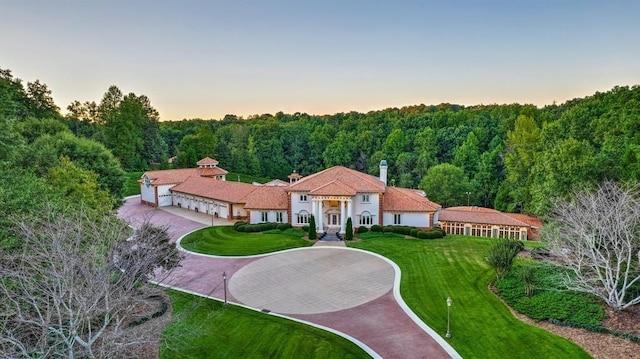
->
[379, 160, 388, 186]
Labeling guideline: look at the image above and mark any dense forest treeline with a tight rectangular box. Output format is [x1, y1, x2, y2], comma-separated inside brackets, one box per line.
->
[2, 66, 639, 218]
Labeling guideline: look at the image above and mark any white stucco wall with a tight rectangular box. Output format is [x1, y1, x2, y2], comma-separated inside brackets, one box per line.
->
[140, 183, 155, 204]
[290, 192, 312, 225]
[382, 212, 431, 228]
[249, 210, 288, 224]
[353, 192, 380, 226]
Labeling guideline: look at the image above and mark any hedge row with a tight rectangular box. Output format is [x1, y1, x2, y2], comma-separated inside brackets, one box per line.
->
[368, 224, 445, 239]
[233, 221, 292, 233]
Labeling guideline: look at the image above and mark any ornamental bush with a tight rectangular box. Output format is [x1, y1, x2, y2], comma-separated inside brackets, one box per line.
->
[358, 226, 369, 234]
[371, 224, 381, 232]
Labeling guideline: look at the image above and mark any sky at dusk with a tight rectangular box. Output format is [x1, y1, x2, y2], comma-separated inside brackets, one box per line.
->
[2, 1, 639, 121]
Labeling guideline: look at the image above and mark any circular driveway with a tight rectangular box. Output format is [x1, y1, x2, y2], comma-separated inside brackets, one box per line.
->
[228, 247, 395, 315]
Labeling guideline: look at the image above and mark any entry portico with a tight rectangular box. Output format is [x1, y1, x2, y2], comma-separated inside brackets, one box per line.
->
[311, 196, 353, 234]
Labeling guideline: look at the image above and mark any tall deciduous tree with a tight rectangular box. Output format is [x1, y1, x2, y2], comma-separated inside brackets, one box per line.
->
[544, 181, 640, 311]
[419, 163, 471, 207]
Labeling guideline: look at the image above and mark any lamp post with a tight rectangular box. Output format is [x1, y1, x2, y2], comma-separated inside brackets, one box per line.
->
[446, 297, 452, 338]
[223, 271, 227, 305]
[465, 192, 471, 206]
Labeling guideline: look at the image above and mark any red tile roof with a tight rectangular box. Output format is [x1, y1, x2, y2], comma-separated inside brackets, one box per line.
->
[170, 176, 258, 203]
[384, 187, 441, 212]
[197, 167, 228, 177]
[287, 166, 385, 193]
[439, 206, 533, 227]
[197, 157, 219, 166]
[309, 180, 357, 196]
[504, 213, 543, 228]
[142, 168, 200, 185]
[243, 186, 289, 210]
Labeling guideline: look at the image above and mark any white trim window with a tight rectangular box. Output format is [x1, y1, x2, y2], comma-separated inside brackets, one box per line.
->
[276, 212, 283, 223]
[299, 194, 308, 202]
[361, 194, 370, 203]
[261, 211, 268, 222]
[297, 210, 309, 224]
[393, 213, 402, 225]
[359, 211, 373, 225]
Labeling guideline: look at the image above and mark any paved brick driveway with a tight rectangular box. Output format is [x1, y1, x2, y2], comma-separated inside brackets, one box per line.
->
[117, 196, 460, 359]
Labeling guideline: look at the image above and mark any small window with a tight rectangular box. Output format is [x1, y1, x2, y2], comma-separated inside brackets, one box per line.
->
[297, 211, 309, 224]
[300, 194, 308, 202]
[362, 194, 370, 203]
[276, 212, 283, 222]
[261, 212, 268, 222]
[393, 213, 401, 225]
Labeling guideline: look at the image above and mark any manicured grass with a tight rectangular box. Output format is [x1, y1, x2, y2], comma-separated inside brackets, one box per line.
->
[226, 172, 271, 184]
[162, 290, 369, 359]
[124, 171, 144, 196]
[180, 226, 313, 255]
[349, 235, 590, 359]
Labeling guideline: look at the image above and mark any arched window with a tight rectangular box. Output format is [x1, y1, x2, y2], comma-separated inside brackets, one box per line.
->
[297, 210, 309, 224]
[359, 211, 373, 225]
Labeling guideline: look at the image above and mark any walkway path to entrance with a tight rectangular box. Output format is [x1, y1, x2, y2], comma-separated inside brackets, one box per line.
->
[117, 196, 460, 359]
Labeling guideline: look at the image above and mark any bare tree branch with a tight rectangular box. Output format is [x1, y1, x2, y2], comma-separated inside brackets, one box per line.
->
[544, 181, 640, 311]
[0, 206, 182, 358]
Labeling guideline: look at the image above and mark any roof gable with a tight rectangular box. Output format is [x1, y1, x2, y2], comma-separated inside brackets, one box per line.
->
[287, 166, 385, 193]
[309, 180, 357, 196]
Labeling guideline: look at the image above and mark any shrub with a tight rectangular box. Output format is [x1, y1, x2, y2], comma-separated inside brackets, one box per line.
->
[485, 239, 522, 280]
[301, 225, 309, 232]
[358, 226, 369, 234]
[383, 226, 394, 233]
[277, 223, 291, 230]
[417, 231, 429, 239]
[371, 224, 381, 232]
[235, 224, 246, 232]
[410, 228, 419, 238]
[496, 263, 605, 328]
[425, 230, 443, 239]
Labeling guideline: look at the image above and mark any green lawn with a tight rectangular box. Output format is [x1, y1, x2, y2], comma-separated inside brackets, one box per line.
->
[162, 290, 369, 359]
[226, 172, 271, 184]
[349, 234, 590, 359]
[180, 226, 313, 255]
[124, 171, 143, 196]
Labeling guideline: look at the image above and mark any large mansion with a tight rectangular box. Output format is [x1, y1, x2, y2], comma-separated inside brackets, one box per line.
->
[140, 158, 541, 239]
[140, 158, 441, 234]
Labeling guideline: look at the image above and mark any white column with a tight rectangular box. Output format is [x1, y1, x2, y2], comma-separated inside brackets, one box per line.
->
[347, 199, 353, 227]
[311, 199, 317, 225]
[340, 200, 346, 234]
[317, 200, 324, 233]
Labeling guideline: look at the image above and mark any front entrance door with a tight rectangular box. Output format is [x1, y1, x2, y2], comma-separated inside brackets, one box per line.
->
[329, 214, 340, 226]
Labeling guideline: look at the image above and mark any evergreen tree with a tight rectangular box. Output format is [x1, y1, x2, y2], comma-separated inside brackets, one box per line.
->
[308, 215, 317, 240]
[345, 217, 353, 240]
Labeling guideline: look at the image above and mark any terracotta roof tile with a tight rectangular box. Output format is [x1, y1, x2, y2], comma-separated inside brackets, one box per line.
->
[142, 168, 200, 185]
[197, 167, 228, 176]
[439, 206, 532, 227]
[287, 166, 385, 193]
[309, 180, 357, 196]
[383, 187, 441, 212]
[504, 213, 543, 228]
[244, 186, 289, 210]
[197, 157, 219, 166]
[170, 176, 258, 203]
